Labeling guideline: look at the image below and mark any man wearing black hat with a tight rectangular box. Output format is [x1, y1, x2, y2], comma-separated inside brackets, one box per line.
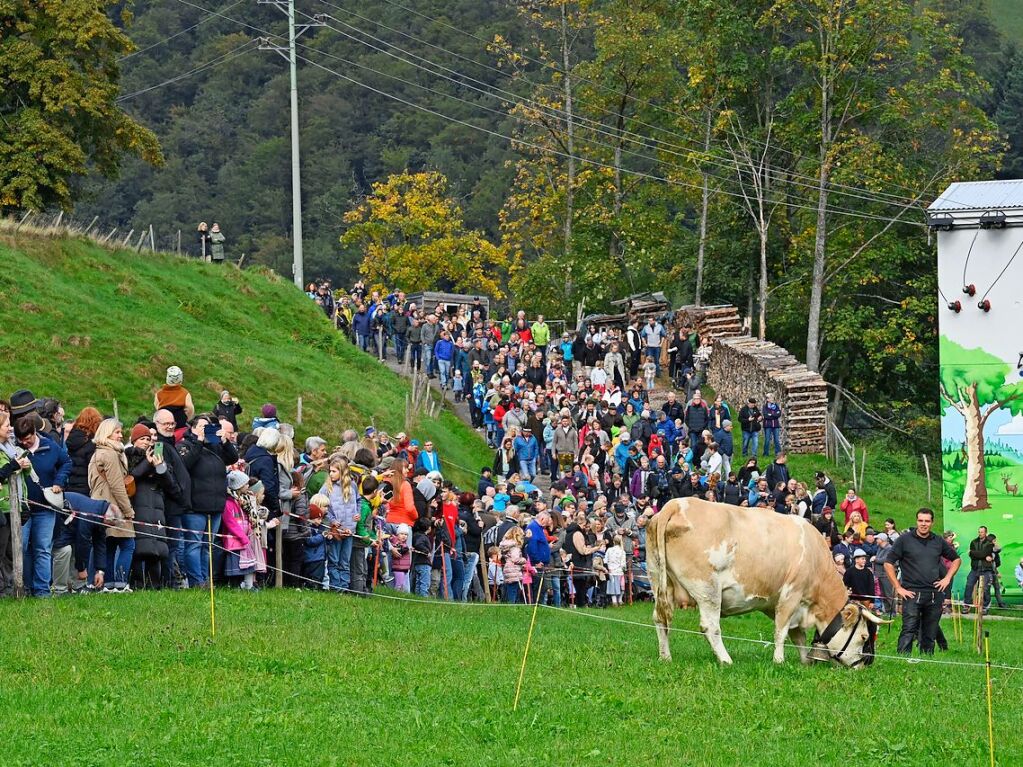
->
[9, 389, 39, 418]
[738, 397, 762, 456]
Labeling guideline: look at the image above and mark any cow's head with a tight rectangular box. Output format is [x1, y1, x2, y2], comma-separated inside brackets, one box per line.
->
[810, 603, 890, 668]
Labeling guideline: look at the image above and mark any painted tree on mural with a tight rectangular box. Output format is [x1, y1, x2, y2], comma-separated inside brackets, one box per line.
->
[939, 337, 1023, 511]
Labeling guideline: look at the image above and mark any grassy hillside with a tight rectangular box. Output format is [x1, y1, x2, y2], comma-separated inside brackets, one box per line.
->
[1, 590, 1020, 766]
[0, 230, 490, 488]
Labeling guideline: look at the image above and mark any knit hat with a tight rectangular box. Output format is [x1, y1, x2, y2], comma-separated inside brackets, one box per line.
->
[261, 403, 277, 418]
[166, 366, 183, 385]
[853, 548, 868, 558]
[226, 470, 249, 492]
[130, 423, 152, 444]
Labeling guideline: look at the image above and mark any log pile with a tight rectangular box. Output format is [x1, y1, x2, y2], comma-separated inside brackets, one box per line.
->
[672, 304, 743, 342]
[707, 335, 828, 454]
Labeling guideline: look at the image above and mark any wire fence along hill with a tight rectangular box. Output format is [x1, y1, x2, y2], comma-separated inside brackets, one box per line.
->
[2, 211, 241, 264]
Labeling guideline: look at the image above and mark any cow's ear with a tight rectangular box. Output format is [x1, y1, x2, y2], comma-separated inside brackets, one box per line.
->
[841, 604, 859, 629]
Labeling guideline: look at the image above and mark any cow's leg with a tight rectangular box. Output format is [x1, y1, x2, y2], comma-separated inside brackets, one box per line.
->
[697, 599, 732, 665]
[788, 626, 810, 665]
[653, 583, 675, 661]
[772, 599, 805, 664]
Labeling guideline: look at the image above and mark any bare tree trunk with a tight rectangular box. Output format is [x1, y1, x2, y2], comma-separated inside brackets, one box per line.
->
[561, 3, 576, 300]
[695, 107, 712, 306]
[757, 227, 768, 340]
[806, 63, 833, 373]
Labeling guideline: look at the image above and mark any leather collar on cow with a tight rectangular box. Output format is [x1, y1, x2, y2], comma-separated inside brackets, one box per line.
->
[810, 602, 870, 668]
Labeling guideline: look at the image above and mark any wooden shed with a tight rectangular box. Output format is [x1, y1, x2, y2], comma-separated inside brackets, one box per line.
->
[404, 291, 492, 318]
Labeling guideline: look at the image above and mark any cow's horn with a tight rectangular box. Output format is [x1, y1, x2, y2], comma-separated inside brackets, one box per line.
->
[859, 607, 891, 625]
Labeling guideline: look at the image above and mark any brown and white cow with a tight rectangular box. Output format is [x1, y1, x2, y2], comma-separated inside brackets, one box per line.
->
[646, 498, 887, 666]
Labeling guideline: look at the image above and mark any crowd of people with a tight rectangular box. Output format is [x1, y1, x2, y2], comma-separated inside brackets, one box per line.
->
[1, 290, 1019, 643]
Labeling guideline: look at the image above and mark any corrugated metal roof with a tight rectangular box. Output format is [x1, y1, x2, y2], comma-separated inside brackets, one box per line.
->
[929, 179, 1023, 211]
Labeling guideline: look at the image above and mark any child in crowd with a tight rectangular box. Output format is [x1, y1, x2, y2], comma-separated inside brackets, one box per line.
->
[605, 535, 626, 607]
[452, 369, 464, 402]
[493, 482, 510, 513]
[499, 527, 527, 604]
[411, 518, 432, 597]
[350, 475, 378, 594]
[302, 495, 328, 588]
[390, 523, 412, 593]
[643, 358, 657, 391]
[223, 470, 257, 589]
[487, 545, 504, 601]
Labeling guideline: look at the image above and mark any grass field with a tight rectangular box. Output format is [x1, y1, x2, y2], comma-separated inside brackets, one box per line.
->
[1, 589, 1020, 767]
[0, 230, 491, 488]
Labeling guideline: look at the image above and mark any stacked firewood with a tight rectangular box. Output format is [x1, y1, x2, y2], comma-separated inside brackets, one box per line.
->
[706, 336, 828, 454]
[672, 304, 743, 342]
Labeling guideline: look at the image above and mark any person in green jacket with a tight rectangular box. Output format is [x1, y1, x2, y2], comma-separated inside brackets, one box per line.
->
[209, 223, 226, 263]
[350, 475, 379, 593]
[531, 314, 551, 362]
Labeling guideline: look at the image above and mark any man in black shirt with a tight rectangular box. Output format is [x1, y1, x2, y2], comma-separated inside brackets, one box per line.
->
[884, 508, 960, 655]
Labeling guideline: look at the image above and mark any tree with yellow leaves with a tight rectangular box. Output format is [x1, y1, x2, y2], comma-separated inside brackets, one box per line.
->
[341, 171, 507, 298]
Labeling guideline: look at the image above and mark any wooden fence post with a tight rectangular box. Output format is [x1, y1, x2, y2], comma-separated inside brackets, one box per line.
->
[296, 396, 303, 426]
[177, 229, 182, 256]
[149, 224, 155, 252]
[122, 229, 134, 246]
[9, 474, 24, 597]
[112, 398, 119, 422]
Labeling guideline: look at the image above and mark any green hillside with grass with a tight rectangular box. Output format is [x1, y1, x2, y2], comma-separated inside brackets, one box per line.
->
[0, 229, 490, 488]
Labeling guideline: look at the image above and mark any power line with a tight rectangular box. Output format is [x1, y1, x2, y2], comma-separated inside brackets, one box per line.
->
[309, 0, 927, 213]
[293, 47, 926, 228]
[295, 38, 917, 227]
[321, 0, 947, 207]
[117, 40, 257, 102]
[294, 13, 928, 226]
[118, 0, 246, 62]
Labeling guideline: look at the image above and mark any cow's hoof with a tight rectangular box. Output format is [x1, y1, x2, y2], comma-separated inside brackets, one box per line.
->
[659, 653, 672, 662]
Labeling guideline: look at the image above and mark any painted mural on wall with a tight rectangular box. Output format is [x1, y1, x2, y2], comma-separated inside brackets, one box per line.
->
[937, 213, 1023, 599]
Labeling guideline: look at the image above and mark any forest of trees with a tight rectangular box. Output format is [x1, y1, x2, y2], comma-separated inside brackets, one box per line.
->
[5, 0, 1023, 440]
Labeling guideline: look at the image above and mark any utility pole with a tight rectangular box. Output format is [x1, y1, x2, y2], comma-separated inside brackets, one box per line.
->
[258, 2, 325, 289]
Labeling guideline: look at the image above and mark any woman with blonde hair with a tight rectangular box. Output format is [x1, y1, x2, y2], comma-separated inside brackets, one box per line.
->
[844, 510, 868, 541]
[321, 457, 358, 591]
[88, 418, 135, 592]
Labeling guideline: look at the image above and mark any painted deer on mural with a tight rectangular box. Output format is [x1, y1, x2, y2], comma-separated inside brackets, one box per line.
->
[1002, 474, 1019, 497]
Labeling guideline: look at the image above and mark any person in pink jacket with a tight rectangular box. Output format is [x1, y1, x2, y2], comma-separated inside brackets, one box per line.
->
[500, 527, 527, 604]
[222, 470, 256, 589]
[839, 487, 869, 527]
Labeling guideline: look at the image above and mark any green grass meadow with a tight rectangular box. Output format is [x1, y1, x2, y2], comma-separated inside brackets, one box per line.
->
[1, 589, 1021, 767]
[0, 231, 491, 488]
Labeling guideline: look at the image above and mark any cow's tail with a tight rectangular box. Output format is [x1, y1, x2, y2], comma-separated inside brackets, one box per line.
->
[650, 502, 672, 605]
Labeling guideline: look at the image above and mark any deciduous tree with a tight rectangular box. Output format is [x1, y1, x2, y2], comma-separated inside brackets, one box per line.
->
[0, 0, 162, 211]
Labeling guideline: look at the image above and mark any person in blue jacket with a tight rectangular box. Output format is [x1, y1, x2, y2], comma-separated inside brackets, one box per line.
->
[433, 330, 455, 389]
[513, 427, 540, 481]
[14, 414, 72, 597]
[352, 303, 373, 353]
[415, 441, 442, 474]
[524, 509, 551, 603]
